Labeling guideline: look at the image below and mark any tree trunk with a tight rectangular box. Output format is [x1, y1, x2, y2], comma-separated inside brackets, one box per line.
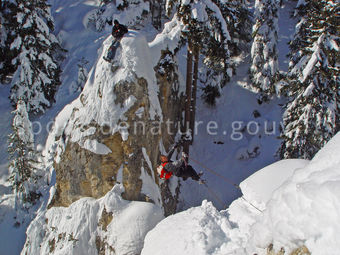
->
[183, 40, 193, 155]
[190, 46, 199, 145]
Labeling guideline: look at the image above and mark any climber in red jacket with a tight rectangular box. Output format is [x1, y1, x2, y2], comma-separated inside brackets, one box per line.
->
[157, 150, 203, 183]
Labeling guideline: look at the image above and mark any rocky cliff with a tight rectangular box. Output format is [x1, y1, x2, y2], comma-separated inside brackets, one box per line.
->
[49, 32, 184, 215]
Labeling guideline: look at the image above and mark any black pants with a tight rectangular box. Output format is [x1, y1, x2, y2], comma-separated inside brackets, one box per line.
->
[175, 165, 200, 181]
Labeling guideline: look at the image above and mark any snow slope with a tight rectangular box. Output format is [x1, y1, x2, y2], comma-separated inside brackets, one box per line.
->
[239, 158, 309, 210]
[142, 131, 340, 255]
[248, 131, 340, 254]
[142, 200, 233, 255]
[22, 184, 164, 255]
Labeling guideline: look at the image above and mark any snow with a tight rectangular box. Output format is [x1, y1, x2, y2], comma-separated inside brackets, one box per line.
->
[116, 164, 123, 183]
[148, 15, 184, 66]
[22, 184, 164, 255]
[83, 139, 112, 155]
[1, 1, 338, 254]
[0, 86, 30, 255]
[46, 29, 168, 157]
[179, 52, 284, 209]
[142, 200, 232, 255]
[0, 194, 31, 255]
[239, 159, 309, 210]
[142, 132, 340, 255]
[204, 0, 231, 41]
[140, 147, 162, 206]
[120, 32, 162, 120]
[301, 46, 318, 82]
[247, 132, 340, 254]
[135, 107, 145, 118]
[12, 100, 34, 145]
[302, 83, 315, 97]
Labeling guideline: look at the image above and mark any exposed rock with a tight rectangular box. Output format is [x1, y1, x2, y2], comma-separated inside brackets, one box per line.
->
[96, 207, 115, 255]
[50, 45, 184, 216]
[99, 206, 113, 232]
[50, 132, 124, 207]
[290, 246, 310, 255]
[266, 244, 310, 255]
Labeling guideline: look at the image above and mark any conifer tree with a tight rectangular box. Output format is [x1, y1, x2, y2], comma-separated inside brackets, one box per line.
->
[88, 0, 150, 31]
[166, 0, 250, 152]
[145, 0, 166, 29]
[0, 0, 17, 82]
[279, 0, 339, 159]
[10, 0, 62, 114]
[167, 0, 251, 106]
[249, 0, 280, 102]
[8, 100, 41, 207]
[0, 2, 6, 65]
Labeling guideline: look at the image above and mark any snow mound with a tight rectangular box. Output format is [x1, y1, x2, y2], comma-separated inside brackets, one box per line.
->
[22, 184, 164, 255]
[248, 131, 340, 254]
[142, 200, 234, 255]
[142, 132, 340, 255]
[239, 159, 309, 210]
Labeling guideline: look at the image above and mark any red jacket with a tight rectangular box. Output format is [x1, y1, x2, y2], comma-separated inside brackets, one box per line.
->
[159, 162, 172, 180]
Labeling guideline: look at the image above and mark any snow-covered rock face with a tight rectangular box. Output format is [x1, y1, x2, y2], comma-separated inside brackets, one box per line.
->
[22, 184, 164, 255]
[49, 31, 184, 214]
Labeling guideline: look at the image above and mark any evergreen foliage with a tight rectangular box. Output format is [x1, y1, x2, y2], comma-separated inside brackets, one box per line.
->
[279, 0, 339, 159]
[201, 84, 221, 106]
[8, 100, 41, 207]
[9, 0, 63, 114]
[86, 0, 149, 32]
[166, 0, 251, 105]
[0, 1, 18, 82]
[249, 0, 280, 101]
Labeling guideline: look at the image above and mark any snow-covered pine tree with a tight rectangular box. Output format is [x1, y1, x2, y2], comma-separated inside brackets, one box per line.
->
[279, 0, 339, 159]
[9, 0, 62, 114]
[0, 0, 17, 82]
[149, 0, 166, 29]
[249, 0, 280, 102]
[86, 0, 150, 32]
[8, 100, 41, 208]
[294, 0, 309, 17]
[166, 0, 251, 105]
[166, 0, 251, 152]
[0, 4, 6, 74]
[219, 0, 252, 57]
[0, 2, 6, 65]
